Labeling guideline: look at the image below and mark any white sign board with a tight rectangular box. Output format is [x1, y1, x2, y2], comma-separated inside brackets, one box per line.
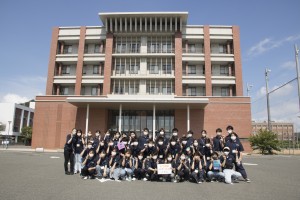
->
[157, 164, 172, 175]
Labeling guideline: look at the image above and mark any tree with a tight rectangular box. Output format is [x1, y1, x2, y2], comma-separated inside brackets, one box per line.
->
[21, 126, 32, 145]
[249, 129, 281, 154]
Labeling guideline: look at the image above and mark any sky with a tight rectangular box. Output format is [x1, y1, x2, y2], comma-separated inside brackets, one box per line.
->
[1, 0, 300, 129]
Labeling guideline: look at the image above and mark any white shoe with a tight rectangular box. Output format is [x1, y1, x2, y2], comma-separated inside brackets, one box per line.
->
[83, 176, 88, 180]
[132, 177, 136, 181]
[143, 178, 148, 181]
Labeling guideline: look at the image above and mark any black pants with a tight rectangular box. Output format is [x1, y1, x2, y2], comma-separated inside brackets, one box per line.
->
[82, 166, 96, 177]
[235, 162, 248, 179]
[147, 170, 159, 181]
[64, 150, 74, 173]
[191, 170, 204, 182]
[134, 168, 145, 180]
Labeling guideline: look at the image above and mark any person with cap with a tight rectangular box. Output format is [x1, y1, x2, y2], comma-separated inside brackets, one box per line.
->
[225, 132, 251, 183]
[207, 152, 225, 182]
[220, 146, 242, 184]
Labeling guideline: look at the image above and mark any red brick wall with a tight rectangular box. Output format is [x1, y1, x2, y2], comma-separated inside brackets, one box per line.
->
[103, 33, 113, 95]
[75, 27, 86, 95]
[45, 27, 59, 95]
[232, 26, 244, 96]
[175, 31, 183, 96]
[204, 25, 212, 96]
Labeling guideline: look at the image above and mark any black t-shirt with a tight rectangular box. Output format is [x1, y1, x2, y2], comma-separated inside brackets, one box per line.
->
[220, 155, 235, 169]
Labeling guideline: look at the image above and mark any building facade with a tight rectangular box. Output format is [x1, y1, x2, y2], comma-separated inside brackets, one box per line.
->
[32, 12, 251, 150]
[0, 102, 35, 142]
[252, 121, 294, 141]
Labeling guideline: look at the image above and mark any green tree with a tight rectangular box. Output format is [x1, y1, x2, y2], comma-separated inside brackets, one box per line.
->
[249, 129, 281, 154]
[21, 126, 32, 145]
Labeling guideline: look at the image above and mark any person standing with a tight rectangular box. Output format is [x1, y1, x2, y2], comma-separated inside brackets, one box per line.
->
[64, 128, 76, 175]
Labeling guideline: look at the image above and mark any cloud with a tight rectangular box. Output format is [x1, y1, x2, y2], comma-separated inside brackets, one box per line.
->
[1, 93, 30, 104]
[247, 34, 300, 57]
[281, 61, 296, 70]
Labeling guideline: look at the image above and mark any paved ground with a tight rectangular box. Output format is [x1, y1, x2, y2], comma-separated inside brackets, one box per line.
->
[0, 151, 299, 200]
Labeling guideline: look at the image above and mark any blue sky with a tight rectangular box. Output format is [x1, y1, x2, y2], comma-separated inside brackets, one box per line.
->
[1, 0, 300, 129]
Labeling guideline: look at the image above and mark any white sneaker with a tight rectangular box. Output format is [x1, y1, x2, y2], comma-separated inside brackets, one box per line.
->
[132, 177, 136, 181]
[143, 178, 148, 181]
[245, 178, 251, 183]
[197, 181, 202, 184]
[125, 177, 129, 181]
[83, 176, 88, 180]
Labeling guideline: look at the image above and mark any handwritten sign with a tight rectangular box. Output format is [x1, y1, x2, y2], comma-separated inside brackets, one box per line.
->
[157, 164, 172, 175]
[117, 142, 125, 150]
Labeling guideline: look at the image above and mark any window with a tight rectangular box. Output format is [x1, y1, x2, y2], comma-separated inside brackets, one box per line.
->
[115, 86, 124, 94]
[162, 87, 171, 95]
[130, 65, 139, 74]
[82, 66, 87, 75]
[187, 87, 196, 96]
[220, 65, 229, 75]
[188, 44, 196, 53]
[149, 43, 160, 53]
[63, 45, 73, 54]
[150, 65, 159, 74]
[94, 44, 100, 53]
[219, 44, 227, 54]
[62, 66, 70, 74]
[61, 87, 69, 95]
[116, 43, 126, 53]
[162, 43, 172, 53]
[163, 64, 172, 74]
[188, 65, 196, 75]
[221, 87, 229, 96]
[91, 87, 97, 96]
[116, 64, 125, 74]
[84, 44, 88, 53]
[150, 87, 159, 94]
[81, 86, 85, 95]
[130, 43, 140, 53]
[93, 65, 99, 74]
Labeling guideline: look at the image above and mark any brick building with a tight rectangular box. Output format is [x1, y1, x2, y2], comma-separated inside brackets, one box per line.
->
[32, 12, 252, 150]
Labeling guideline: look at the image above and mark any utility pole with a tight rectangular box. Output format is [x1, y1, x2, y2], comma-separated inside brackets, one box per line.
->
[247, 83, 253, 97]
[295, 44, 300, 112]
[265, 68, 272, 131]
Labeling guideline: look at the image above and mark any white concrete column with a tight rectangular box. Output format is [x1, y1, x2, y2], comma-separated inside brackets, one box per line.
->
[27, 112, 31, 126]
[118, 104, 122, 132]
[85, 104, 90, 143]
[187, 104, 190, 132]
[19, 109, 24, 132]
[153, 104, 156, 141]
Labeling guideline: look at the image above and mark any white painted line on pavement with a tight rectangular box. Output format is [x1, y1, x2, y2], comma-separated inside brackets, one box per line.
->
[243, 163, 258, 166]
[50, 156, 60, 159]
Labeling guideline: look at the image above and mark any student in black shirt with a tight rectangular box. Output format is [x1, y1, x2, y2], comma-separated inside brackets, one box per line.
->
[64, 128, 76, 175]
[190, 151, 204, 184]
[174, 153, 190, 182]
[81, 150, 97, 179]
[134, 152, 146, 180]
[212, 128, 225, 153]
[220, 147, 242, 184]
[95, 150, 109, 179]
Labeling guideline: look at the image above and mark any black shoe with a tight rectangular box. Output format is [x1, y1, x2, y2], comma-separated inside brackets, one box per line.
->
[69, 172, 74, 175]
[65, 171, 70, 175]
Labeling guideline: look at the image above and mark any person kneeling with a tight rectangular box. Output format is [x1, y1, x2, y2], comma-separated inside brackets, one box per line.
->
[207, 152, 224, 182]
[81, 150, 97, 180]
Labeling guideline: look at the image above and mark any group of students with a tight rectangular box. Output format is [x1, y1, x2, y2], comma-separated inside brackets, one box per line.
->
[63, 125, 251, 184]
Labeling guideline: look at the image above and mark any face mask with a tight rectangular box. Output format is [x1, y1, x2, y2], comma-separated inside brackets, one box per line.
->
[158, 141, 163, 145]
[144, 131, 148, 135]
[148, 144, 153, 148]
[224, 152, 229, 156]
[194, 143, 198, 146]
[217, 132, 222, 136]
[111, 152, 116, 156]
[123, 142, 128, 145]
[171, 142, 176, 146]
[160, 131, 164, 135]
[87, 145, 92, 149]
[202, 133, 206, 137]
[100, 154, 105, 158]
[96, 133, 100, 137]
[133, 142, 138, 146]
[115, 135, 120, 138]
[180, 156, 185, 160]
[109, 143, 113, 146]
[100, 142, 104, 146]
[88, 133, 92, 137]
[90, 140, 94, 144]
[152, 156, 157, 159]
[182, 141, 187, 145]
[72, 130, 77, 134]
[89, 154, 94, 158]
[187, 134, 192, 138]
[228, 130, 233, 134]
[172, 132, 178, 136]
[106, 133, 110, 136]
[167, 157, 172, 161]
[231, 136, 237, 141]
[205, 144, 210, 147]
[77, 133, 81, 137]
[138, 156, 143, 160]
[212, 156, 218, 160]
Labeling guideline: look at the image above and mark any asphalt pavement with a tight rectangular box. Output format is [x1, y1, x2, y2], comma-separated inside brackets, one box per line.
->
[0, 151, 299, 200]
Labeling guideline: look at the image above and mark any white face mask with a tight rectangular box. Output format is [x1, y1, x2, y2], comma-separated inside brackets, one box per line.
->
[152, 156, 157, 159]
[89, 154, 94, 158]
[111, 152, 117, 156]
[158, 141, 163, 145]
[88, 133, 92, 137]
[228, 130, 233, 134]
[106, 133, 110, 136]
[231, 136, 237, 141]
[160, 131, 164, 135]
[77, 133, 81, 137]
[180, 156, 185, 160]
[202, 133, 206, 137]
[172, 132, 178, 136]
[194, 143, 198, 146]
[96, 133, 100, 137]
[148, 144, 153, 148]
[171, 142, 176, 146]
[100, 142, 104, 146]
[182, 141, 187, 145]
[72, 130, 77, 134]
[109, 143, 113, 146]
[205, 144, 210, 147]
[217, 132, 222, 136]
[187, 134, 192, 138]
[144, 131, 148, 135]
[115, 135, 120, 138]
[167, 157, 172, 161]
[138, 156, 143, 160]
[224, 152, 229, 156]
[123, 142, 128, 145]
[87, 145, 92, 149]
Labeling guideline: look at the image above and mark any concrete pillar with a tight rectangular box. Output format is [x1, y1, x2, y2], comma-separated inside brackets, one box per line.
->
[118, 104, 122, 132]
[19, 110, 24, 132]
[85, 104, 90, 144]
[60, 42, 64, 54]
[187, 104, 190, 132]
[97, 84, 101, 96]
[153, 104, 156, 141]
[227, 41, 231, 54]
